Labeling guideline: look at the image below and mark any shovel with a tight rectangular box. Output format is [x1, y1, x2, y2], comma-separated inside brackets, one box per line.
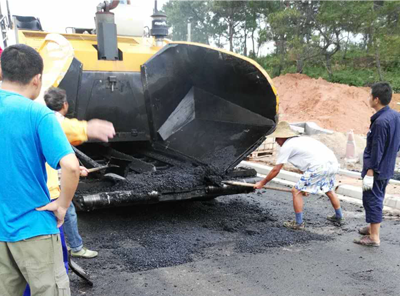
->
[68, 252, 93, 286]
[222, 181, 292, 193]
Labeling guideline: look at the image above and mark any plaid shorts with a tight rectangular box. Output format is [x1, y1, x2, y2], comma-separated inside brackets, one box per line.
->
[295, 162, 339, 194]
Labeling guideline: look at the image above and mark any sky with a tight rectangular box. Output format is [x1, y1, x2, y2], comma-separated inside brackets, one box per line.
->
[1, 0, 273, 54]
[2, 0, 169, 33]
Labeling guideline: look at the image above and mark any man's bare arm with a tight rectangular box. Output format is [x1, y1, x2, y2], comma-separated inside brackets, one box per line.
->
[87, 119, 116, 142]
[58, 154, 80, 208]
[37, 154, 80, 227]
[254, 164, 284, 189]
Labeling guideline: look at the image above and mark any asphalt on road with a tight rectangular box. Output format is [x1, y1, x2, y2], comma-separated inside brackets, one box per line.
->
[70, 188, 400, 296]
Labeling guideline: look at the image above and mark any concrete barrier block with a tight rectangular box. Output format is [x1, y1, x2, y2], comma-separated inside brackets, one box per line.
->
[239, 161, 400, 210]
[290, 125, 305, 134]
[335, 184, 363, 200]
[284, 121, 334, 135]
[290, 122, 306, 128]
[338, 169, 362, 179]
[384, 197, 397, 208]
[240, 161, 300, 183]
[305, 122, 334, 135]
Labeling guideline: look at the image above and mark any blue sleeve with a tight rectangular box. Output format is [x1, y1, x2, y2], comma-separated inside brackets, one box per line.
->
[37, 113, 74, 169]
[368, 123, 388, 173]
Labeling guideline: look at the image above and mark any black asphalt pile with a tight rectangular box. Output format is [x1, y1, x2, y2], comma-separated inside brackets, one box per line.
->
[77, 165, 227, 196]
[70, 189, 400, 296]
[235, 227, 326, 254]
[71, 194, 330, 282]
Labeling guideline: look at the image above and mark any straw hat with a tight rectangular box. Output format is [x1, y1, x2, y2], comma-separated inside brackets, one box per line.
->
[269, 121, 299, 138]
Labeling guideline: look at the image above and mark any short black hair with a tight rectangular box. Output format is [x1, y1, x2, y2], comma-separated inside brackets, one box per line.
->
[44, 87, 67, 111]
[1, 44, 43, 85]
[371, 82, 392, 105]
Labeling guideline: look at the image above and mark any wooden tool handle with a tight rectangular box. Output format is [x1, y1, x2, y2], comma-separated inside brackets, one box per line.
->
[87, 165, 110, 173]
[222, 181, 292, 193]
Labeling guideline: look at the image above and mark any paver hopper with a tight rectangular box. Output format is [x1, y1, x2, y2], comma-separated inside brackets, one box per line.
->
[16, 1, 279, 210]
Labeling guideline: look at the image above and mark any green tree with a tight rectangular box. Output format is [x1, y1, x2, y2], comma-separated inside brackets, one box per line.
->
[163, 1, 213, 44]
[311, 1, 356, 79]
[262, 5, 300, 76]
[211, 1, 247, 52]
[286, 1, 320, 73]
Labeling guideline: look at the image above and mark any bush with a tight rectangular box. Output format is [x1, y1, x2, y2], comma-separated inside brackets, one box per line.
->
[255, 49, 400, 92]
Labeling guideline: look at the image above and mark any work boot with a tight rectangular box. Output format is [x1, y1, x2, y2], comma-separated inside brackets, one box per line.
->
[71, 247, 98, 259]
[327, 214, 345, 225]
[283, 221, 305, 230]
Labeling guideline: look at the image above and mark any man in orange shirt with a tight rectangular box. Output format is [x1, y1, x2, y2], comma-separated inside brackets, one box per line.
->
[44, 87, 115, 258]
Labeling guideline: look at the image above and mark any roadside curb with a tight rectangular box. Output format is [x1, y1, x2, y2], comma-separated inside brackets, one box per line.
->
[239, 161, 400, 214]
[337, 169, 400, 186]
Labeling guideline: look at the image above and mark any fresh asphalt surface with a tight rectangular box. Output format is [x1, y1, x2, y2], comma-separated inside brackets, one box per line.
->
[70, 188, 400, 296]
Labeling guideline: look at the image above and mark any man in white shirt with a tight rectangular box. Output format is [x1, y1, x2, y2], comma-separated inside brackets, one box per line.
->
[254, 121, 343, 230]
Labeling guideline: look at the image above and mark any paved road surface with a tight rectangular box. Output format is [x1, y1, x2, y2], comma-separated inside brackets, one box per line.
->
[70, 188, 400, 296]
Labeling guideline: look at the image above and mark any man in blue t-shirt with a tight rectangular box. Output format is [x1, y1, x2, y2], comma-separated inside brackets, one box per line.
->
[0, 44, 80, 295]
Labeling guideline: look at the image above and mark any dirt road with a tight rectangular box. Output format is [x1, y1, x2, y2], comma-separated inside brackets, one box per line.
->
[70, 188, 400, 296]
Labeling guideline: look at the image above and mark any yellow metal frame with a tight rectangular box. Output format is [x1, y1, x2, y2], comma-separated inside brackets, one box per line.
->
[18, 31, 278, 113]
[18, 30, 165, 72]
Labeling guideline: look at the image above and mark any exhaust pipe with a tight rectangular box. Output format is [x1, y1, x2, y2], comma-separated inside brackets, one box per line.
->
[95, 0, 120, 60]
[74, 184, 254, 211]
[151, 0, 168, 47]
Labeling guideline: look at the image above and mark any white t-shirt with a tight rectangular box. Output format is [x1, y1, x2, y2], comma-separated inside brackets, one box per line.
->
[276, 136, 338, 172]
[55, 111, 65, 123]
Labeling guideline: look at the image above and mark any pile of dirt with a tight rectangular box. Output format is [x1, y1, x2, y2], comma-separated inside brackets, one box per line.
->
[273, 74, 374, 134]
[267, 74, 400, 172]
[390, 93, 400, 112]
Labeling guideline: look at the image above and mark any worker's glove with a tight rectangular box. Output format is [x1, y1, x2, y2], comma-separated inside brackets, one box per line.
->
[362, 175, 374, 191]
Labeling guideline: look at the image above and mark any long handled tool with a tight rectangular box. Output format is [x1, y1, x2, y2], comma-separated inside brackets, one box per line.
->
[222, 180, 292, 193]
[85, 164, 127, 182]
[68, 252, 93, 286]
[86, 165, 118, 173]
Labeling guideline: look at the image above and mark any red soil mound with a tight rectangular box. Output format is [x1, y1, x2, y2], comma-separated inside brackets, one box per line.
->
[272, 74, 375, 134]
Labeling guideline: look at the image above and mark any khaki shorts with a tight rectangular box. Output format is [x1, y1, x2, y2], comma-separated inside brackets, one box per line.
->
[0, 234, 70, 296]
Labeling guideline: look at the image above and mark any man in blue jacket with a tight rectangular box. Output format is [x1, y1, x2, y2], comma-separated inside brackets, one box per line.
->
[354, 82, 400, 247]
[0, 44, 80, 295]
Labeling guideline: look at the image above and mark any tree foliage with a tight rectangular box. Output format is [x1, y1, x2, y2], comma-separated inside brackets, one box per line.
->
[163, 0, 400, 90]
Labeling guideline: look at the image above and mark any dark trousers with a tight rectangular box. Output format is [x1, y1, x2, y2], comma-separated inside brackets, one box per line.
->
[362, 178, 389, 224]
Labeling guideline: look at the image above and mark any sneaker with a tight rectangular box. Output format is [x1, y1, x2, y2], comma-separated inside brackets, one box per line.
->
[327, 214, 345, 225]
[283, 221, 305, 230]
[71, 247, 98, 259]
